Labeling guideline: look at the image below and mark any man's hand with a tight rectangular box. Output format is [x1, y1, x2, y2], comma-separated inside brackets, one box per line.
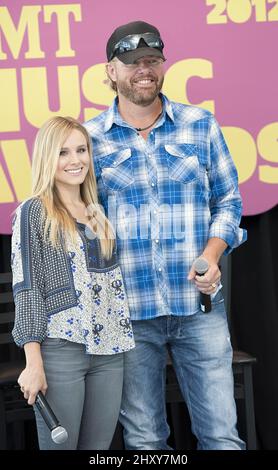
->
[188, 257, 221, 294]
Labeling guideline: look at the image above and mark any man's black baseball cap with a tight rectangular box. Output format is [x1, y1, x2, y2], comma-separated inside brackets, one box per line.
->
[106, 20, 165, 64]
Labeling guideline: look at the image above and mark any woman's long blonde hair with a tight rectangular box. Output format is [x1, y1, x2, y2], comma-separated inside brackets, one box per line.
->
[32, 116, 114, 258]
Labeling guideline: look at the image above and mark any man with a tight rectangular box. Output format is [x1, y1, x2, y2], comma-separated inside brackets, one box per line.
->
[84, 20, 247, 450]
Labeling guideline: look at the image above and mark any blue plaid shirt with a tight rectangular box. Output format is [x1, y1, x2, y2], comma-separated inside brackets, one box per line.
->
[84, 94, 247, 320]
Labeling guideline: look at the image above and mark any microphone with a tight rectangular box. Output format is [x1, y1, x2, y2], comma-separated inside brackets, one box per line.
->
[35, 392, 68, 444]
[193, 257, 212, 313]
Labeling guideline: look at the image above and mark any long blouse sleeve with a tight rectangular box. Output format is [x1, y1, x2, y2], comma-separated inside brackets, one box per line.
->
[11, 199, 47, 347]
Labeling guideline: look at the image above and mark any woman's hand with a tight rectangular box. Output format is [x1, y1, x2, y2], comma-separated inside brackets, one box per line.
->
[18, 342, 48, 405]
[18, 364, 48, 405]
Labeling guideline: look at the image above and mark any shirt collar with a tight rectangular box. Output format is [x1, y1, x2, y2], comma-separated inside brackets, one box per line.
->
[103, 93, 175, 133]
[161, 94, 175, 122]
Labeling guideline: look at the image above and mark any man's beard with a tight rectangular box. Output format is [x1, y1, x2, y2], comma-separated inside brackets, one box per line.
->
[117, 76, 164, 106]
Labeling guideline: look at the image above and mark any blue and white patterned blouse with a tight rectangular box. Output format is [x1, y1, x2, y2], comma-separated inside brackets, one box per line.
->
[47, 222, 135, 354]
[11, 199, 135, 355]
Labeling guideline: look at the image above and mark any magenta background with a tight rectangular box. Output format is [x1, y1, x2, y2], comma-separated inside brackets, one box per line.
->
[1, 0, 277, 233]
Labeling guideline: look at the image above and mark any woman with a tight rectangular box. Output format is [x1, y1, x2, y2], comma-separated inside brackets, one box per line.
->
[11, 116, 135, 450]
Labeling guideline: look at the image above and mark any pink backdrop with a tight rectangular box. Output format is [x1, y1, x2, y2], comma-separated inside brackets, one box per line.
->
[0, 0, 277, 233]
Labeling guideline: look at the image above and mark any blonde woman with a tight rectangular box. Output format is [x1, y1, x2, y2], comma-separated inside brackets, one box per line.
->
[11, 116, 134, 450]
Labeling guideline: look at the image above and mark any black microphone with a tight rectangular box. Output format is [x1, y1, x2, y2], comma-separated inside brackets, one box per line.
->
[193, 257, 212, 313]
[35, 392, 68, 444]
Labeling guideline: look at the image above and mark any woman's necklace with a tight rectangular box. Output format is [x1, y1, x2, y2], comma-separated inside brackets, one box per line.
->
[135, 110, 163, 132]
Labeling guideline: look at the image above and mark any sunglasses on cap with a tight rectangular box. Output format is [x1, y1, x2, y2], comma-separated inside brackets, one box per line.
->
[109, 33, 164, 61]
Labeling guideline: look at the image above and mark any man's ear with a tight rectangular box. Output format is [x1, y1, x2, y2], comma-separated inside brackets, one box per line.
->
[106, 62, 116, 82]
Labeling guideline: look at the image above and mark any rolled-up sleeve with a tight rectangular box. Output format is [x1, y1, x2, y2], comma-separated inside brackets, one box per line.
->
[207, 116, 247, 253]
[11, 199, 47, 347]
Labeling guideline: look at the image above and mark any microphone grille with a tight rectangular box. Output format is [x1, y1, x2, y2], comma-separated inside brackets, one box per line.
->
[51, 426, 68, 444]
[193, 257, 209, 274]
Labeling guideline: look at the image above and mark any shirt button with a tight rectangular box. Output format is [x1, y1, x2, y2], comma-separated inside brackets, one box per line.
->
[158, 267, 162, 272]
[153, 210, 157, 214]
[113, 161, 117, 166]
[151, 183, 155, 187]
[155, 239, 159, 243]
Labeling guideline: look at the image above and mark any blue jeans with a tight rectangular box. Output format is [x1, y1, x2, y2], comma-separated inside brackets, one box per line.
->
[119, 296, 245, 450]
[34, 338, 124, 450]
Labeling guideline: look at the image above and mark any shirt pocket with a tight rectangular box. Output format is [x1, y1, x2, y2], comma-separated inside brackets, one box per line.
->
[165, 144, 199, 184]
[98, 148, 134, 191]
